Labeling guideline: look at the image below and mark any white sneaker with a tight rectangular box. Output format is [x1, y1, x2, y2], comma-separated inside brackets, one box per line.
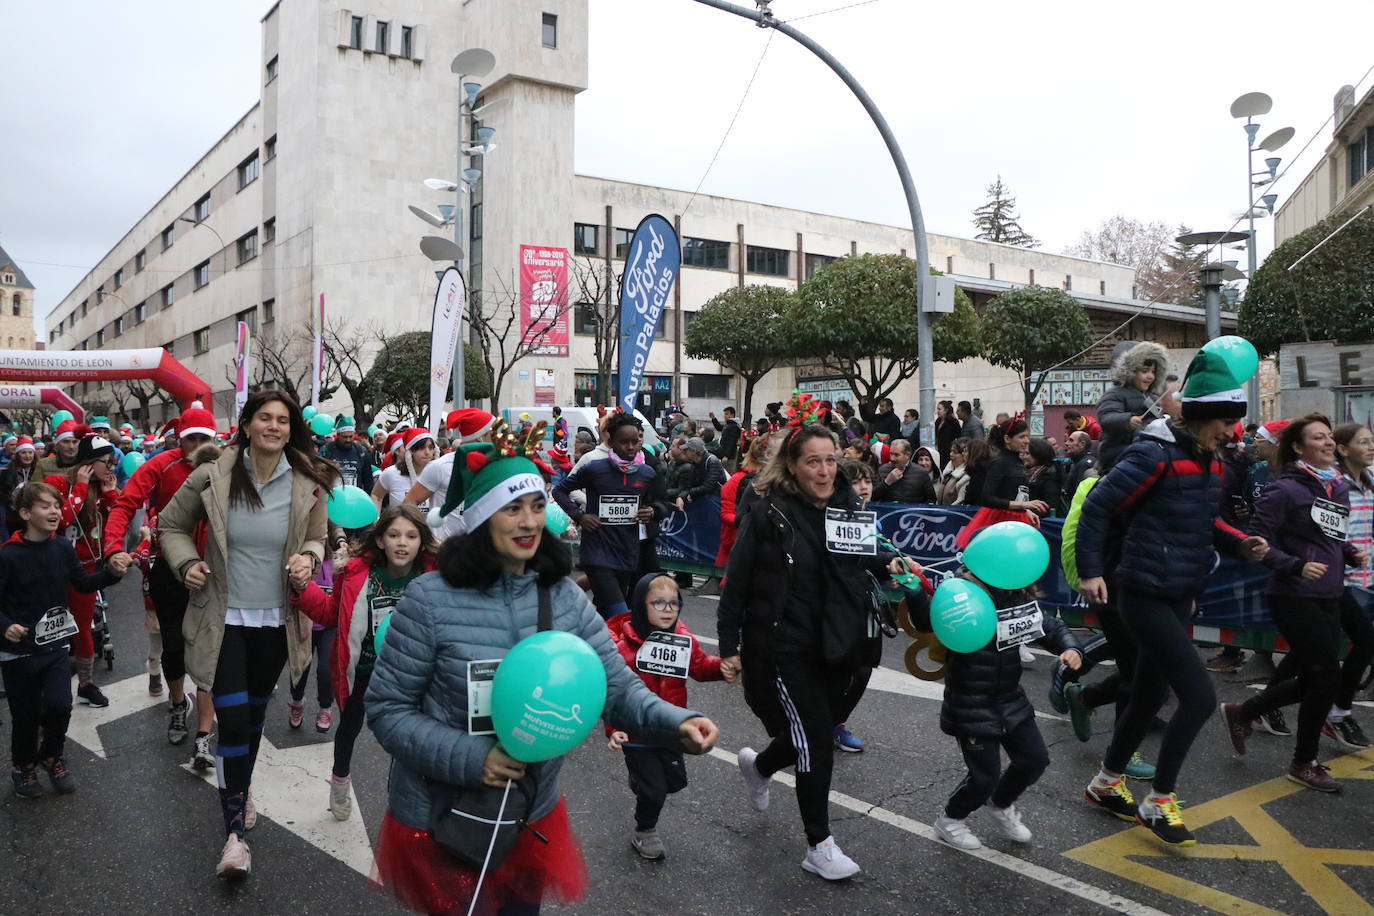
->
[737, 747, 770, 811]
[986, 804, 1032, 842]
[1018, 644, 1035, 667]
[934, 814, 982, 850]
[244, 789, 257, 831]
[329, 774, 353, 821]
[800, 835, 861, 880]
[216, 834, 252, 879]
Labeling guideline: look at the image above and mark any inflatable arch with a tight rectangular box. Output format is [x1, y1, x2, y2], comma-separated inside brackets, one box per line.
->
[0, 348, 209, 410]
[0, 385, 85, 423]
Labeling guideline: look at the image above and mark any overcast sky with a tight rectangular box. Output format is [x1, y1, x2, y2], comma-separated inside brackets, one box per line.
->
[3, 0, 1370, 336]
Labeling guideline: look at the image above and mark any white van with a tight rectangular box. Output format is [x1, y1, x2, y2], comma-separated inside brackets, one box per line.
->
[499, 406, 664, 451]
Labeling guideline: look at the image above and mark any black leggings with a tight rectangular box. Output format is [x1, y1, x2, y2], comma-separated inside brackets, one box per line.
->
[213, 624, 289, 837]
[623, 745, 688, 831]
[945, 717, 1049, 820]
[1103, 590, 1216, 795]
[333, 669, 371, 778]
[746, 653, 852, 846]
[583, 565, 638, 620]
[2, 650, 72, 768]
[290, 627, 336, 708]
[1242, 595, 1343, 764]
[1079, 606, 1138, 723]
[148, 556, 190, 683]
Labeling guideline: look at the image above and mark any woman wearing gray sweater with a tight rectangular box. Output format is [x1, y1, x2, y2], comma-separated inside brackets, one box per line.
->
[367, 444, 718, 916]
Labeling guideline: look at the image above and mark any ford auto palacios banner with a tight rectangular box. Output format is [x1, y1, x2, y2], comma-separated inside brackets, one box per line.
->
[519, 245, 570, 357]
[616, 214, 680, 412]
[429, 267, 466, 434]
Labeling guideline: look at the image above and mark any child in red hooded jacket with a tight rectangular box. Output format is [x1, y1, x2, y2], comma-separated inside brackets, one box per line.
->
[291, 504, 438, 821]
[606, 572, 732, 860]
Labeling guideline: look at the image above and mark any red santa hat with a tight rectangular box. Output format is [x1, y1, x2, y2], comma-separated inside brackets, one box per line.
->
[158, 417, 180, 440]
[445, 408, 497, 443]
[177, 403, 218, 440]
[53, 420, 85, 443]
[400, 428, 436, 476]
[14, 436, 34, 452]
[1257, 420, 1289, 446]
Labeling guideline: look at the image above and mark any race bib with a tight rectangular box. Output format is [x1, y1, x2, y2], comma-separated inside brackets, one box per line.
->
[825, 508, 877, 555]
[995, 600, 1044, 652]
[598, 494, 639, 525]
[1016, 485, 1030, 503]
[1312, 497, 1349, 541]
[340, 468, 358, 488]
[635, 631, 692, 679]
[34, 606, 78, 647]
[368, 595, 399, 636]
[467, 659, 500, 735]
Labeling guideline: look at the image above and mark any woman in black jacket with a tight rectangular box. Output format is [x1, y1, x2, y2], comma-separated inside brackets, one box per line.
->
[956, 417, 1049, 550]
[911, 572, 1081, 851]
[718, 423, 909, 882]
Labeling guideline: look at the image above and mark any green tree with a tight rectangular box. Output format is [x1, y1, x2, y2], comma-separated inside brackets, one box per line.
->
[1240, 209, 1374, 355]
[789, 253, 981, 419]
[980, 286, 1095, 414]
[1160, 223, 1205, 306]
[367, 332, 489, 426]
[972, 176, 1038, 247]
[684, 284, 794, 425]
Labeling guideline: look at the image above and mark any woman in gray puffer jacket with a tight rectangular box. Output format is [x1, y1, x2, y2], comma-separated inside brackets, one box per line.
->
[1096, 341, 1170, 472]
[367, 445, 718, 916]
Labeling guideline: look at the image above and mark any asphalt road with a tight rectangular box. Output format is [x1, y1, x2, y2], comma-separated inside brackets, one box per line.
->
[2, 577, 1372, 916]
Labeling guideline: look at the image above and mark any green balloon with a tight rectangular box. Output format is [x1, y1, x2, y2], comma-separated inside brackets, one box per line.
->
[327, 484, 379, 529]
[930, 578, 997, 654]
[544, 501, 571, 536]
[121, 451, 146, 476]
[309, 413, 334, 436]
[302, 406, 318, 420]
[374, 612, 393, 655]
[1200, 335, 1259, 385]
[962, 521, 1050, 590]
[491, 630, 607, 763]
[51, 410, 74, 427]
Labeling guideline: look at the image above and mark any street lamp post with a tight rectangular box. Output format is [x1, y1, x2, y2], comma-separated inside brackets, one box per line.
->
[687, 0, 936, 436]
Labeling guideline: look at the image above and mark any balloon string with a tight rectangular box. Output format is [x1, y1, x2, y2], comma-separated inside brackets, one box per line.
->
[467, 778, 513, 916]
[872, 533, 932, 590]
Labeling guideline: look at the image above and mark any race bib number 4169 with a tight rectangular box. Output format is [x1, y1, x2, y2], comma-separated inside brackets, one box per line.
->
[825, 508, 876, 555]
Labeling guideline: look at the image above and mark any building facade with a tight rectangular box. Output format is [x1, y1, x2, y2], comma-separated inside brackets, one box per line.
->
[45, 0, 1221, 431]
[1274, 82, 1374, 244]
[0, 244, 36, 352]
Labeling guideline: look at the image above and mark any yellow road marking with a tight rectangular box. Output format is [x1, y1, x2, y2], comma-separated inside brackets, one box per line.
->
[1064, 751, 1374, 915]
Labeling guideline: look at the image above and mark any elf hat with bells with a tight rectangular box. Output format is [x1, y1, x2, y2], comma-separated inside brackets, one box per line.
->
[439, 421, 550, 528]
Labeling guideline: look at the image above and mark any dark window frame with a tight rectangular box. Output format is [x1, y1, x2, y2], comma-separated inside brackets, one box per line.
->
[194, 194, 210, 221]
[349, 16, 363, 49]
[237, 152, 260, 190]
[542, 12, 558, 48]
[194, 261, 211, 289]
[745, 245, 789, 277]
[682, 237, 730, 270]
[236, 230, 259, 266]
[573, 222, 599, 256]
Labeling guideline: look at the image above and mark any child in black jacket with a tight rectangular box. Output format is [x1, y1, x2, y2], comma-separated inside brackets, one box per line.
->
[0, 482, 128, 797]
[913, 570, 1082, 851]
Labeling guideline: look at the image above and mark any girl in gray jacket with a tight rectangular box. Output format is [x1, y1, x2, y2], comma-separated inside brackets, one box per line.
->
[367, 443, 718, 916]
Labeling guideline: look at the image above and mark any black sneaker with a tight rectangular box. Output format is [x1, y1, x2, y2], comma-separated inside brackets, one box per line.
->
[1324, 716, 1371, 750]
[41, 757, 75, 794]
[1220, 702, 1252, 755]
[1084, 775, 1137, 822]
[191, 733, 215, 770]
[1136, 794, 1195, 847]
[168, 696, 191, 745]
[1255, 708, 1291, 737]
[11, 766, 43, 798]
[76, 683, 109, 708]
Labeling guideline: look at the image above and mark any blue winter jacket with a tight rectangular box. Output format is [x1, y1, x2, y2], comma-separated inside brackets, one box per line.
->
[1076, 419, 1248, 598]
[365, 570, 698, 831]
[552, 456, 667, 570]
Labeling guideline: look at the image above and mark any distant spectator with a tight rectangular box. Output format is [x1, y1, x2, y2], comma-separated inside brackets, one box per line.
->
[843, 458, 874, 507]
[710, 407, 742, 463]
[1061, 430, 1097, 509]
[672, 437, 726, 511]
[716, 436, 767, 567]
[1063, 409, 1102, 441]
[873, 439, 936, 504]
[938, 437, 972, 506]
[870, 397, 903, 442]
[956, 400, 985, 441]
[1023, 437, 1065, 517]
[994, 412, 1010, 427]
[934, 400, 961, 468]
[701, 427, 720, 457]
[959, 439, 992, 506]
[834, 400, 855, 424]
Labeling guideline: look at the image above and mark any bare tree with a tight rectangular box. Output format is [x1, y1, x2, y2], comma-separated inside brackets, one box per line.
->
[1064, 216, 1177, 301]
[112, 379, 161, 429]
[571, 255, 621, 404]
[468, 268, 575, 412]
[250, 324, 339, 407]
[321, 318, 381, 428]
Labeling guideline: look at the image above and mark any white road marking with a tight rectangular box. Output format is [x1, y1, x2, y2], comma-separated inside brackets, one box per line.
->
[65, 673, 374, 876]
[708, 747, 1169, 915]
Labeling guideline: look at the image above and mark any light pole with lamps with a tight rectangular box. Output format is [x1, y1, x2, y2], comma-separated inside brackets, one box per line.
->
[686, 0, 938, 437]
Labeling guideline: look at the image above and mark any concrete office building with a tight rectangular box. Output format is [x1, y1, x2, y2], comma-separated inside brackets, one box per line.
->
[46, 0, 1221, 430]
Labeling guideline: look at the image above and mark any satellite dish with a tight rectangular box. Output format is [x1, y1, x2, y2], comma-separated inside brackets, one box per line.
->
[408, 205, 449, 229]
[424, 178, 458, 192]
[471, 97, 509, 118]
[451, 48, 495, 77]
[1176, 230, 1249, 246]
[419, 236, 465, 262]
[1230, 92, 1272, 119]
[1258, 126, 1295, 152]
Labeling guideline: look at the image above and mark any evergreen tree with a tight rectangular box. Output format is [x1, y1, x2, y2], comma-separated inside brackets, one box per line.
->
[1159, 223, 1205, 306]
[972, 176, 1038, 247]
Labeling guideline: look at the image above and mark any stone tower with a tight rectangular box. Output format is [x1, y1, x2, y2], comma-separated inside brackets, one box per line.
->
[0, 244, 36, 351]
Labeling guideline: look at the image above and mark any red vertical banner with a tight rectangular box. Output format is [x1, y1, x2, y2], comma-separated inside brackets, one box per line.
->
[519, 245, 570, 357]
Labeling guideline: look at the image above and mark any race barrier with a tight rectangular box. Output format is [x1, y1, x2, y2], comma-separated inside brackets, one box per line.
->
[0, 385, 85, 424]
[652, 499, 1305, 651]
[0, 348, 210, 410]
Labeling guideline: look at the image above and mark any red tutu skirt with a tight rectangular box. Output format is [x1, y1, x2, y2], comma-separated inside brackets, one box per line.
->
[372, 798, 588, 916]
[955, 506, 1036, 551]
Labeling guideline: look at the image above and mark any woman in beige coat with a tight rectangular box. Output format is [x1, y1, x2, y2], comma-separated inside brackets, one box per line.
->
[158, 389, 336, 879]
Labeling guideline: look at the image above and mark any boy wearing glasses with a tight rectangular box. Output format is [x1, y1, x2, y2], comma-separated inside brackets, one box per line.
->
[605, 573, 734, 860]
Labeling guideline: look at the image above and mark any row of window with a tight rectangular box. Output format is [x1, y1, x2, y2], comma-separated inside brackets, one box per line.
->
[342, 13, 417, 59]
[573, 224, 800, 277]
[1349, 125, 1374, 186]
[572, 372, 731, 400]
[572, 303, 704, 339]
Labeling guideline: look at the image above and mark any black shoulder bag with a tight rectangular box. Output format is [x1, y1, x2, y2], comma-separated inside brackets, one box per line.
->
[427, 586, 553, 869]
